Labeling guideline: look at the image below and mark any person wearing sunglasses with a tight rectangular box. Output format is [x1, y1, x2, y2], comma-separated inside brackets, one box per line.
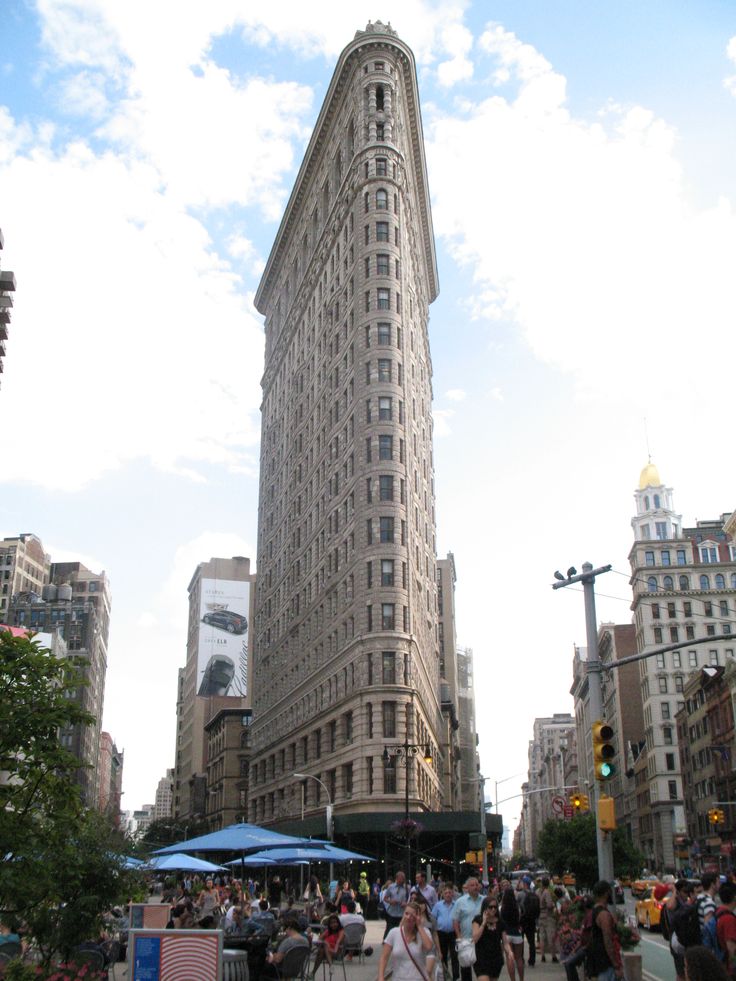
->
[472, 898, 506, 981]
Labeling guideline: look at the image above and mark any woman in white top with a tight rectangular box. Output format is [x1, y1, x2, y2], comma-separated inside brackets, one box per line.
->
[379, 902, 436, 981]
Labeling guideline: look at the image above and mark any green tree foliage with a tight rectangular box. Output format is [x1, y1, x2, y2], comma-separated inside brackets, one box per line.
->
[537, 813, 646, 888]
[136, 816, 211, 854]
[0, 630, 140, 963]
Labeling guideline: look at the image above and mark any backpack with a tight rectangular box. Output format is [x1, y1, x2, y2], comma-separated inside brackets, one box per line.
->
[671, 903, 702, 950]
[702, 909, 736, 963]
[523, 892, 540, 921]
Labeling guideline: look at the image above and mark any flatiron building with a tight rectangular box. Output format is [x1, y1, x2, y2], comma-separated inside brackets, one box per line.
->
[250, 22, 445, 825]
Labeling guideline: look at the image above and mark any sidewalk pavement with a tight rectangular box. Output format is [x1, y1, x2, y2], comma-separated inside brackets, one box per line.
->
[341, 920, 568, 981]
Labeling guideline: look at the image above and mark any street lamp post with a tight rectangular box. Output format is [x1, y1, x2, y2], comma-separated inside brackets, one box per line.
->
[382, 740, 433, 878]
[293, 771, 334, 885]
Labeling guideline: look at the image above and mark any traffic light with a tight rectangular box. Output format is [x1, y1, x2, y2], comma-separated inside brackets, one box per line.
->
[598, 796, 616, 831]
[592, 720, 616, 781]
[710, 808, 726, 826]
[580, 794, 590, 812]
[571, 793, 582, 811]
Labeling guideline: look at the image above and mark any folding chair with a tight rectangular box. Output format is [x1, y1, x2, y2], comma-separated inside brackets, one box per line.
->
[342, 923, 366, 964]
[274, 943, 312, 981]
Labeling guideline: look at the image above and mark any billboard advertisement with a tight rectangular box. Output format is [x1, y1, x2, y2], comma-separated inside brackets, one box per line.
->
[197, 577, 249, 699]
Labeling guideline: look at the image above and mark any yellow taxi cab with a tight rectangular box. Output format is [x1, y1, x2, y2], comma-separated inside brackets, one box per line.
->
[631, 875, 660, 899]
[635, 887, 666, 930]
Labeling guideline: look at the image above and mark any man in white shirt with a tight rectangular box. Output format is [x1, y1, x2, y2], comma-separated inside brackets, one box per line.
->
[339, 901, 365, 927]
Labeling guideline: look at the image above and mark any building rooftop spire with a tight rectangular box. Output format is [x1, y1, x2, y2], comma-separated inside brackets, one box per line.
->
[638, 459, 661, 490]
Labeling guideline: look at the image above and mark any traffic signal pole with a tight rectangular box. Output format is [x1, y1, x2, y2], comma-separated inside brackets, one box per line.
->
[554, 562, 614, 883]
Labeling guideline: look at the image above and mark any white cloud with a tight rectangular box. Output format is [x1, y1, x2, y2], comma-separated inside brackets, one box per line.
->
[432, 408, 454, 436]
[725, 36, 736, 96]
[445, 388, 466, 401]
[427, 25, 736, 418]
[0, 112, 265, 490]
[489, 387, 503, 401]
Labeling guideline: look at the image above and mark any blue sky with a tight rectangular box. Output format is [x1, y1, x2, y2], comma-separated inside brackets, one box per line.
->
[2, 0, 735, 829]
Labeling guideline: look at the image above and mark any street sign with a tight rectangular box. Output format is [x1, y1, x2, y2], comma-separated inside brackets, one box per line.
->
[552, 796, 565, 815]
[563, 804, 574, 819]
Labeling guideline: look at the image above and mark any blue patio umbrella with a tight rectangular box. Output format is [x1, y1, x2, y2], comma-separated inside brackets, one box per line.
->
[153, 822, 317, 856]
[242, 843, 375, 864]
[144, 853, 227, 873]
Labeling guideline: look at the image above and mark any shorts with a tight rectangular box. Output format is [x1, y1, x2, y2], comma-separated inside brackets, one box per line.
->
[507, 934, 524, 946]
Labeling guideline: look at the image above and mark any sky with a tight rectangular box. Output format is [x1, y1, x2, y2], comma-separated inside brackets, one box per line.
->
[2, 0, 736, 835]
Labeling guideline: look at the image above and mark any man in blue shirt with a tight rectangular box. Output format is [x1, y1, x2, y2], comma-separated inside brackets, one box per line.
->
[382, 870, 409, 938]
[453, 877, 484, 981]
[433, 885, 459, 981]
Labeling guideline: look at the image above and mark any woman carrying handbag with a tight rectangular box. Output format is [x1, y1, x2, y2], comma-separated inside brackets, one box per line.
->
[379, 902, 436, 981]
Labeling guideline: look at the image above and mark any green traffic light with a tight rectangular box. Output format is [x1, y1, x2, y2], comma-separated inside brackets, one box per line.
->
[600, 762, 615, 778]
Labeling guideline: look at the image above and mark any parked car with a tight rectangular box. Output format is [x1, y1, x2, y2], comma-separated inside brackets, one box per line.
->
[202, 609, 248, 634]
[635, 888, 666, 930]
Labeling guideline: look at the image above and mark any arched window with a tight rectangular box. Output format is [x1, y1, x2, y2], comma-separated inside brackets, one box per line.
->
[376, 188, 388, 210]
[644, 496, 650, 510]
[654, 494, 661, 508]
[679, 575, 689, 590]
[663, 575, 674, 590]
[647, 576, 657, 593]
[700, 574, 710, 591]
[716, 574, 725, 589]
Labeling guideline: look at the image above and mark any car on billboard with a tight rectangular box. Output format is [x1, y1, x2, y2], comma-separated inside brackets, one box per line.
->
[201, 610, 248, 634]
[198, 655, 236, 696]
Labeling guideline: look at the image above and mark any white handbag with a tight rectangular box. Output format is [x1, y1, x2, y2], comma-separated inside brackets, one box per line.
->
[456, 939, 477, 968]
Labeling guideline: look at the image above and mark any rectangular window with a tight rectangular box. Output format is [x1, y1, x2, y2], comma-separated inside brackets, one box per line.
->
[684, 601, 692, 616]
[366, 604, 372, 631]
[668, 602, 676, 618]
[656, 521, 668, 540]
[662, 550, 671, 566]
[365, 291, 370, 312]
[668, 780, 678, 800]
[376, 157, 387, 176]
[366, 437, 372, 462]
[383, 759, 397, 793]
[670, 626, 679, 642]
[378, 396, 392, 420]
[658, 676, 668, 693]
[662, 703, 671, 720]
[376, 221, 389, 242]
[379, 475, 394, 501]
[645, 551, 655, 566]
[378, 358, 391, 381]
[382, 701, 396, 738]
[366, 519, 373, 546]
[652, 603, 660, 618]
[382, 652, 396, 684]
[663, 726, 673, 745]
[686, 625, 695, 640]
[673, 651, 681, 668]
[377, 253, 390, 276]
[675, 675, 684, 692]
[677, 549, 686, 565]
[366, 477, 373, 503]
[381, 603, 395, 630]
[710, 650, 720, 665]
[666, 752, 676, 771]
[381, 559, 394, 586]
[344, 712, 353, 743]
[656, 653, 665, 668]
[378, 435, 393, 460]
[654, 627, 663, 644]
[689, 650, 698, 667]
[366, 560, 372, 588]
[380, 517, 394, 543]
[377, 322, 391, 345]
[705, 601, 713, 616]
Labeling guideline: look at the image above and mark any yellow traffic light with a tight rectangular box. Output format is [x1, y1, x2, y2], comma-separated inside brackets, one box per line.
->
[708, 809, 717, 825]
[592, 720, 616, 781]
[598, 795, 616, 831]
[572, 793, 582, 810]
[713, 809, 726, 825]
[580, 794, 590, 812]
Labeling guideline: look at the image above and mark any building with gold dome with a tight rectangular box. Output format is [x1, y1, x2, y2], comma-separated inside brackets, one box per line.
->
[628, 461, 736, 872]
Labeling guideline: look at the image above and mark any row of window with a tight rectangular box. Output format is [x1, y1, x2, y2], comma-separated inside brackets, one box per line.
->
[651, 600, 732, 619]
[365, 254, 400, 279]
[646, 573, 736, 591]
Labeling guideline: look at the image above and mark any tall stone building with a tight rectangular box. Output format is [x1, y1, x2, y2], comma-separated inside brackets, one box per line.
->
[98, 731, 124, 823]
[436, 553, 480, 812]
[250, 21, 443, 827]
[0, 533, 50, 621]
[173, 555, 255, 821]
[6, 552, 111, 808]
[522, 713, 575, 857]
[154, 768, 174, 822]
[629, 461, 735, 870]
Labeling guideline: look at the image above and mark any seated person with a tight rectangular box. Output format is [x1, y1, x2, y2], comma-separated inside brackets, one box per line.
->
[262, 914, 309, 978]
[251, 899, 278, 936]
[225, 906, 266, 938]
[312, 913, 344, 975]
[339, 901, 365, 927]
[171, 901, 196, 929]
